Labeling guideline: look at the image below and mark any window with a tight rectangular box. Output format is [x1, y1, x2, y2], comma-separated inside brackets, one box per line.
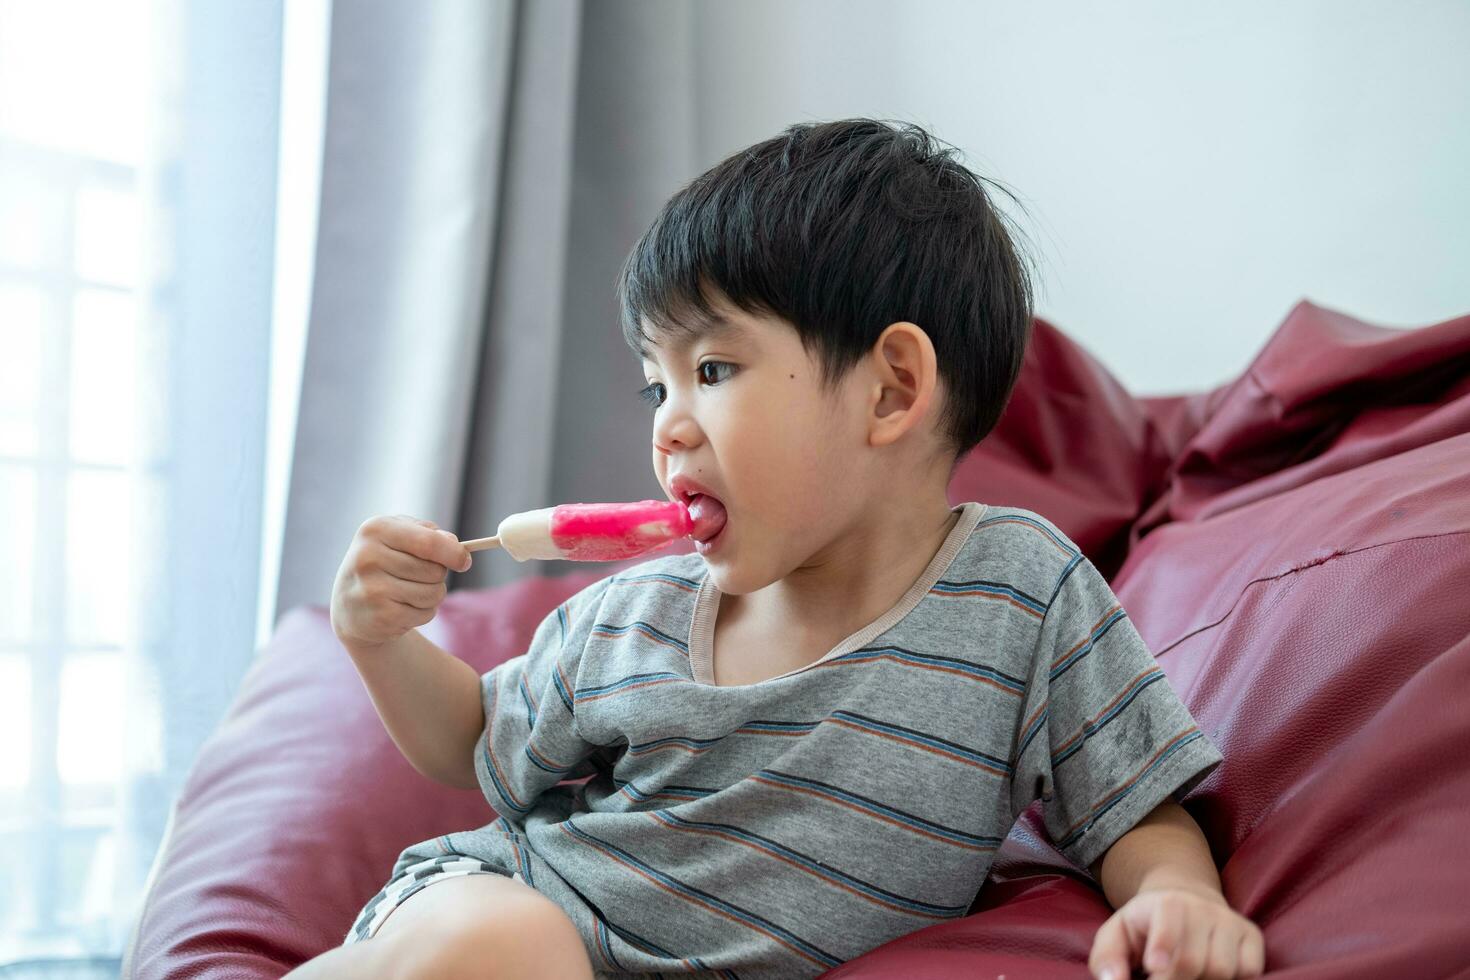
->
[0, 0, 282, 968]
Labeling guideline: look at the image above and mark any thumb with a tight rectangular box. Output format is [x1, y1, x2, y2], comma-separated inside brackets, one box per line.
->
[1088, 911, 1134, 980]
[414, 518, 439, 529]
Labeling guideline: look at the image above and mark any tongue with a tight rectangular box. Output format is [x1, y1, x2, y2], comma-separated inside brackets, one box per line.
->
[687, 494, 727, 542]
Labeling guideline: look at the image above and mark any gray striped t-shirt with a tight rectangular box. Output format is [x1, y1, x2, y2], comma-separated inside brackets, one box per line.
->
[360, 500, 1223, 978]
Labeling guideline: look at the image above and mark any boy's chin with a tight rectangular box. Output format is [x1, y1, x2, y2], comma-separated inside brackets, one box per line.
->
[702, 556, 778, 597]
[699, 556, 744, 593]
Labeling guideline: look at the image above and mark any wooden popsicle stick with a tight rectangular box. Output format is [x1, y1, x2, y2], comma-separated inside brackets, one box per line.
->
[462, 535, 502, 553]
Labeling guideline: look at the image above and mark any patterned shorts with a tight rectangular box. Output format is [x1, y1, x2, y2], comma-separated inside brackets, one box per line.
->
[343, 853, 523, 945]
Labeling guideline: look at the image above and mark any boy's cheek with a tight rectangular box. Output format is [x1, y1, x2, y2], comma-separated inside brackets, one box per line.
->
[648, 450, 671, 496]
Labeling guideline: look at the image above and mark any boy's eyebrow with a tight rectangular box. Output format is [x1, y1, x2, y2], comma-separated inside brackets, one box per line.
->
[647, 314, 749, 359]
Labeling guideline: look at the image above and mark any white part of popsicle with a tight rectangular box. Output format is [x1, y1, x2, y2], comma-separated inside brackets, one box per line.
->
[495, 507, 560, 561]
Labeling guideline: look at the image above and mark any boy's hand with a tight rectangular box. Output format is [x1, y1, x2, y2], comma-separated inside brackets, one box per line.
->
[1088, 885, 1264, 980]
[330, 514, 473, 650]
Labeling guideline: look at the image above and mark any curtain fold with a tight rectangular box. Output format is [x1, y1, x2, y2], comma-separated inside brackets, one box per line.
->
[456, 0, 586, 589]
[275, 0, 522, 613]
[271, 0, 701, 615]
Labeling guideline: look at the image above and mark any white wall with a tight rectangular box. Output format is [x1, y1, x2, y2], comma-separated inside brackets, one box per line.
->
[690, 0, 1470, 396]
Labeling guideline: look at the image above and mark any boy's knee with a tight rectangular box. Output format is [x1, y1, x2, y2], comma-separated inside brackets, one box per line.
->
[397, 884, 591, 980]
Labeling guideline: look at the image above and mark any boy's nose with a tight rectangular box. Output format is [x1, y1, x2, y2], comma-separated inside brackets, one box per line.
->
[652, 409, 701, 455]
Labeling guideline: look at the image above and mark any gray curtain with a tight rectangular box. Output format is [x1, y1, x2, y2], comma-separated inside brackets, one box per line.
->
[272, 0, 700, 623]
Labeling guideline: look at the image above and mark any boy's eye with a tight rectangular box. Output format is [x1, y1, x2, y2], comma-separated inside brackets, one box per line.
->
[698, 361, 735, 385]
[637, 381, 665, 408]
[637, 362, 735, 410]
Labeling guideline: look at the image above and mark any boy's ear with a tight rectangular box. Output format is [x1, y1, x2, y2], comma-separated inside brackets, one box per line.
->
[866, 321, 938, 449]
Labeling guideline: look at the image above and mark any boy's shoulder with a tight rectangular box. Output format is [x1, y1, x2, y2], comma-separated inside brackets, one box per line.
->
[953, 502, 1088, 602]
[594, 551, 708, 609]
[960, 502, 1084, 557]
[546, 552, 704, 638]
[609, 549, 708, 586]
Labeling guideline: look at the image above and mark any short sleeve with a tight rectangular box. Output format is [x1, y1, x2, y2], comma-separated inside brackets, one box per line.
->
[473, 577, 614, 820]
[1010, 555, 1223, 871]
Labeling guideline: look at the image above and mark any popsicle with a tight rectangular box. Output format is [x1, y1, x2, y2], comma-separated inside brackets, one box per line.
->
[461, 500, 695, 561]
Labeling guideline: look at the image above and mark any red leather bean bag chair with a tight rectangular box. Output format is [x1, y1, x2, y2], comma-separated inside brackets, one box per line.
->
[122, 300, 1470, 978]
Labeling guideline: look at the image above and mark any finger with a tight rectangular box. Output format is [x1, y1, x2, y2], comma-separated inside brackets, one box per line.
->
[386, 596, 434, 629]
[362, 596, 428, 638]
[1119, 899, 1152, 961]
[433, 528, 473, 572]
[1143, 897, 1181, 976]
[1202, 921, 1239, 980]
[375, 544, 452, 585]
[359, 571, 444, 613]
[1088, 913, 1133, 980]
[1168, 913, 1211, 980]
[1238, 926, 1266, 977]
[386, 520, 471, 571]
[389, 577, 447, 611]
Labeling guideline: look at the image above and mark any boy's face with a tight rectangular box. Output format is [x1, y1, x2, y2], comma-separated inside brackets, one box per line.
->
[640, 300, 878, 596]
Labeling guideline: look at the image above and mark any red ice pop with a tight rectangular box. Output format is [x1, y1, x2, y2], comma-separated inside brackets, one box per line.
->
[462, 500, 695, 561]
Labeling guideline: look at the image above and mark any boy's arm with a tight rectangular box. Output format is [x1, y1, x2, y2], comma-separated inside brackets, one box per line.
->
[1086, 801, 1265, 979]
[346, 628, 484, 791]
[1086, 799, 1224, 905]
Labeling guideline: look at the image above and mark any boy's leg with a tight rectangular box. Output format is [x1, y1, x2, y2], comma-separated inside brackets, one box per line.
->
[378, 872, 596, 980]
[284, 872, 596, 980]
[279, 935, 412, 980]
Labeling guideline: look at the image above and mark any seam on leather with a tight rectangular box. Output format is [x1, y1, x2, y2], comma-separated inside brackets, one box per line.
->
[1154, 528, 1470, 658]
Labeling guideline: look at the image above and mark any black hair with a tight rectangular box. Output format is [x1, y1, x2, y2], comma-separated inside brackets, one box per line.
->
[616, 117, 1039, 462]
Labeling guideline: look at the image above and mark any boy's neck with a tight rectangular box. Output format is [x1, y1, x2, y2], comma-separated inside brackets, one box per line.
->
[719, 486, 962, 650]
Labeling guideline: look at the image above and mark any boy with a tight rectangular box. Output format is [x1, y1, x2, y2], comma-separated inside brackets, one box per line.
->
[290, 119, 1264, 979]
